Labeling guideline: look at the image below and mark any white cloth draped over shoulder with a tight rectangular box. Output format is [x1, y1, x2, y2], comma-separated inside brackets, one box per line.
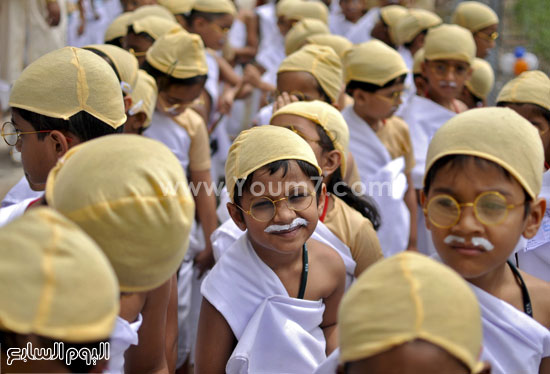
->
[399, 96, 454, 256]
[255, 3, 285, 86]
[106, 314, 143, 374]
[144, 111, 192, 171]
[0, 197, 35, 227]
[399, 95, 455, 189]
[1, 176, 41, 207]
[471, 284, 550, 374]
[343, 106, 409, 256]
[346, 7, 379, 44]
[202, 234, 327, 373]
[519, 170, 550, 281]
[211, 218, 356, 289]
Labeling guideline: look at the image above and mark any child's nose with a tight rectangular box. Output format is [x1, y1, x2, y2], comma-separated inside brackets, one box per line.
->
[273, 200, 296, 222]
[451, 205, 484, 235]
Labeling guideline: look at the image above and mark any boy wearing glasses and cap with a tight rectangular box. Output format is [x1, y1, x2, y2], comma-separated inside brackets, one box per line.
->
[422, 107, 550, 374]
[400, 23, 475, 256]
[0, 47, 125, 218]
[343, 39, 417, 256]
[196, 126, 346, 373]
[452, 1, 499, 59]
[496, 71, 550, 282]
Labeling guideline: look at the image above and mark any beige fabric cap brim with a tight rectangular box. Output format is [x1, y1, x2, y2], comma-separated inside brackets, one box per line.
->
[344, 39, 409, 86]
[424, 24, 476, 64]
[0, 207, 119, 343]
[46, 134, 195, 292]
[9, 47, 126, 129]
[465, 58, 494, 100]
[278, 44, 343, 103]
[225, 126, 321, 203]
[496, 70, 550, 111]
[339, 252, 484, 374]
[193, 0, 236, 15]
[270, 100, 349, 176]
[452, 1, 499, 32]
[424, 107, 544, 199]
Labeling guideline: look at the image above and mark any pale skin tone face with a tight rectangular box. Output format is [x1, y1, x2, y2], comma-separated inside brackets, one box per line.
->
[345, 340, 490, 374]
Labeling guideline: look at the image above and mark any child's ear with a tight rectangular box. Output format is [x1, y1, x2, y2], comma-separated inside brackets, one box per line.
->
[48, 130, 72, 158]
[123, 95, 132, 113]
[523, 197, 546, 239]
[321, 150, 341, 178]
[227, 202, 247, 231]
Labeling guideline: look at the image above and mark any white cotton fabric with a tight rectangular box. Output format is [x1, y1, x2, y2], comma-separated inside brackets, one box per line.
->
[144, 110, 192, 171]
[211, 218, 356, 289]
[471, 284, 550, 374]
[1, 176, 42, 207]
[346, 7, 379, 44]
[106, 314, 143, 374]
[399, 95, 456, 189]
[202, 234, 327, 373]
[519, 170, 550, 281]
[0, 197, 35, 227]
[343, 106, 409, 256]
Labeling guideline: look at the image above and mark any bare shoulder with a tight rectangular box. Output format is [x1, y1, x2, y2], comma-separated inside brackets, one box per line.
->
[307, 238, 346, 276]
[522, 270, 550, 329]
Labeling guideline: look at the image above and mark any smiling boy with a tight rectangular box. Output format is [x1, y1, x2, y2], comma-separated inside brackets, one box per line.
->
[196, 125, 345, 373]
[422, 107, 550, 374]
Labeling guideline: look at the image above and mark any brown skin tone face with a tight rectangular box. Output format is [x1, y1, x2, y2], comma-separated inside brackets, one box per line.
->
[190, 14, 234, 51]
[371, 18, 393, 47]
[123, 32, 154, 67]
[504, 103, 550, 166]
[340, 0, 366, 23]
[474, 24, 498, 59]
[156, 81, 205, 116]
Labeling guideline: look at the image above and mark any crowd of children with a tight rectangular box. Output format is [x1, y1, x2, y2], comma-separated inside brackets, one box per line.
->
[1, 0, 550, 373]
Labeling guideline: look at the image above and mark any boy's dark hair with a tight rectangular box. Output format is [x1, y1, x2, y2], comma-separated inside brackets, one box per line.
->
[0, 331, 107, 373]
[105, 37, 123, 48]
[496, 101, 550, 126]
[423, 155, 532, 218]
[12, 108, 123, 142]
[346, 74, 407, 96]
[126, 25, 155, 43]
[315, 125, 381, 229]
[233, 159, 323, 208]
[404, 29, 428, 49]
[185, 10, 227, 24]
[142, 60, 207, 91]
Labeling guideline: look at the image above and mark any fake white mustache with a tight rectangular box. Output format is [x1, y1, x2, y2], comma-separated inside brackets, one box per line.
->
[443, 235, 494, 251]
[439, 81, 458, 88]
[264, 218, 309, 233]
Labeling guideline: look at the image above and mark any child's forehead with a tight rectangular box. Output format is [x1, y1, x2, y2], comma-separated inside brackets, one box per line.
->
[251, 161, 313, 183]
[429, 156, 523, 196]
